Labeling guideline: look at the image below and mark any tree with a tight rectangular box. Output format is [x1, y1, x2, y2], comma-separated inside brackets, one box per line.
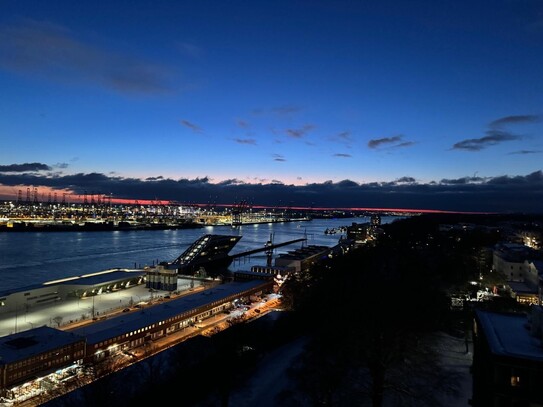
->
[284, 227, 462, 407]
[76, 358, 128, 406]
[52, 315, 63, 327]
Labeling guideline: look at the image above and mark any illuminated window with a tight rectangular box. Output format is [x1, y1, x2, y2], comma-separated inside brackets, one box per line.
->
[511, 376, 521, 386]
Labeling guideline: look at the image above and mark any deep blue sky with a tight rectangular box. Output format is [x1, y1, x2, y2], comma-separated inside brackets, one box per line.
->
[1, 0, 542, 213]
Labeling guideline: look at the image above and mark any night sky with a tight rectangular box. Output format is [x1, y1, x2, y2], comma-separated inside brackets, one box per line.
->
[1, 1, 542, 213]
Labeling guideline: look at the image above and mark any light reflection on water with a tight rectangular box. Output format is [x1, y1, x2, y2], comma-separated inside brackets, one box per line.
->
[0, 216, 401, 291]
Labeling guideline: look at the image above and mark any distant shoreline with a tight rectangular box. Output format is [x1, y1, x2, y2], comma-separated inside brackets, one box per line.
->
[0, 217, 313, 232]
[0, 221, 205, 232]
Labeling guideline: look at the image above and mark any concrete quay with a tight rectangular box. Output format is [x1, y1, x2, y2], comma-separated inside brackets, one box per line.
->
[0, 278, 205, 338]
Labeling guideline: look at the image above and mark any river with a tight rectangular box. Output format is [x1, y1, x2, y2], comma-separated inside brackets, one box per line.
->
[0, 216, 401, 291]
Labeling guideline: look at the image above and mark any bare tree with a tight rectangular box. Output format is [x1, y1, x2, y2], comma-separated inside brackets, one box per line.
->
[52, 315, 63, 327]
[283, 220, 466, 407]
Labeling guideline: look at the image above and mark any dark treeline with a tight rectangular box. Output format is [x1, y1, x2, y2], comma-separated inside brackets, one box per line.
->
[275, 215, 485, 406]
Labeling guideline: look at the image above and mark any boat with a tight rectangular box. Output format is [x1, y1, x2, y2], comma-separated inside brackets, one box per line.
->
[166, 234, 242, 275]
[324, 226, 347, 235]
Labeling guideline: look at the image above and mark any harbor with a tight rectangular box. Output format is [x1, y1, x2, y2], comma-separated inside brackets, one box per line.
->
[0, 228, 331, 405]
[0, 215, 396, 293]
[0, 215, 393, 405]
[0, 200, 315, 232]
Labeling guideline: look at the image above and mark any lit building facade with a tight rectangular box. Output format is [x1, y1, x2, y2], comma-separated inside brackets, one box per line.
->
[0, 326, 85, 398]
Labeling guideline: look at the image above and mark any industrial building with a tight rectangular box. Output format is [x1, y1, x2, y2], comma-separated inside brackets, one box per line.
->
[0, 269, 146, 315]
[0, 326, 86, 399]
[0, 278, 273, 400]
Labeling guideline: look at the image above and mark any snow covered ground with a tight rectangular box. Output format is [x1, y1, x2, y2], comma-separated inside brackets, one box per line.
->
[433, 332, 473, 407]
[225, 331, 473, 407]
[228, 336, 309, 406]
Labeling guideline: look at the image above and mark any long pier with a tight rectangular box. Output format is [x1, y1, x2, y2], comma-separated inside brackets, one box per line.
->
[230, 237, 307, 259]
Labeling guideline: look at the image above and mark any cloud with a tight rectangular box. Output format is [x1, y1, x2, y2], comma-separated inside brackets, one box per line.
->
[0, 162, 51, 172]
[0, 20, 171, 94]
[453, 113, 539, 152]
[452, 130, 521, 151]
[368, 135, 413, 149]
[233, 138, 257, 145]
[439, 176, 485, 185]
[368, 135, 402, 148]
[237, 119, 249, 128]
[336, 131, 352, 141]
[273, 154, 286, 162]
[2, 169, 542, 213]
[395, 176, 416, 184]
[329, 131, 353, 146]
[396, 141, 415, 148]
[335, 179, 359, 188]
[286, 125, 315, 139]
[180, 119, 203, 133]
[333, 153, 352, 158]
[489, 115, 541, 128]
[509, 150, 542, 155]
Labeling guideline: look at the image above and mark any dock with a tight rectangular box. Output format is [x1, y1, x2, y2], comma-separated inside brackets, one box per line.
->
[230, 237, 307, 259]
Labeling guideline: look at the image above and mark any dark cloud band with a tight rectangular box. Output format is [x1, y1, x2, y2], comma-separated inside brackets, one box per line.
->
[1, 168, 542, 213]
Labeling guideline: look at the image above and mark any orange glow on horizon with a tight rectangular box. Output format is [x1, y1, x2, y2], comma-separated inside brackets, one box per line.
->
[187, 203, 493, 215]
[0, 186, 493, 214]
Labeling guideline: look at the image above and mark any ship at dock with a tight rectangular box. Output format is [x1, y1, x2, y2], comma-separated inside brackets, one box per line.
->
[165, 234, 242, 275]
[164, 233, 309, 276]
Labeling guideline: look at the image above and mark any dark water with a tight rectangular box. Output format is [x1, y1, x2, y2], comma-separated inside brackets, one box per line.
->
[0, 216, 400, 291]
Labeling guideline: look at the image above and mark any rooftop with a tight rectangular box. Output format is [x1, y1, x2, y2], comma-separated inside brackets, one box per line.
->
[67, 279, 270, 344]
[475, 308, 543, 362]
[0, 269, 145, 298]
[0, 326, 84, 364]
